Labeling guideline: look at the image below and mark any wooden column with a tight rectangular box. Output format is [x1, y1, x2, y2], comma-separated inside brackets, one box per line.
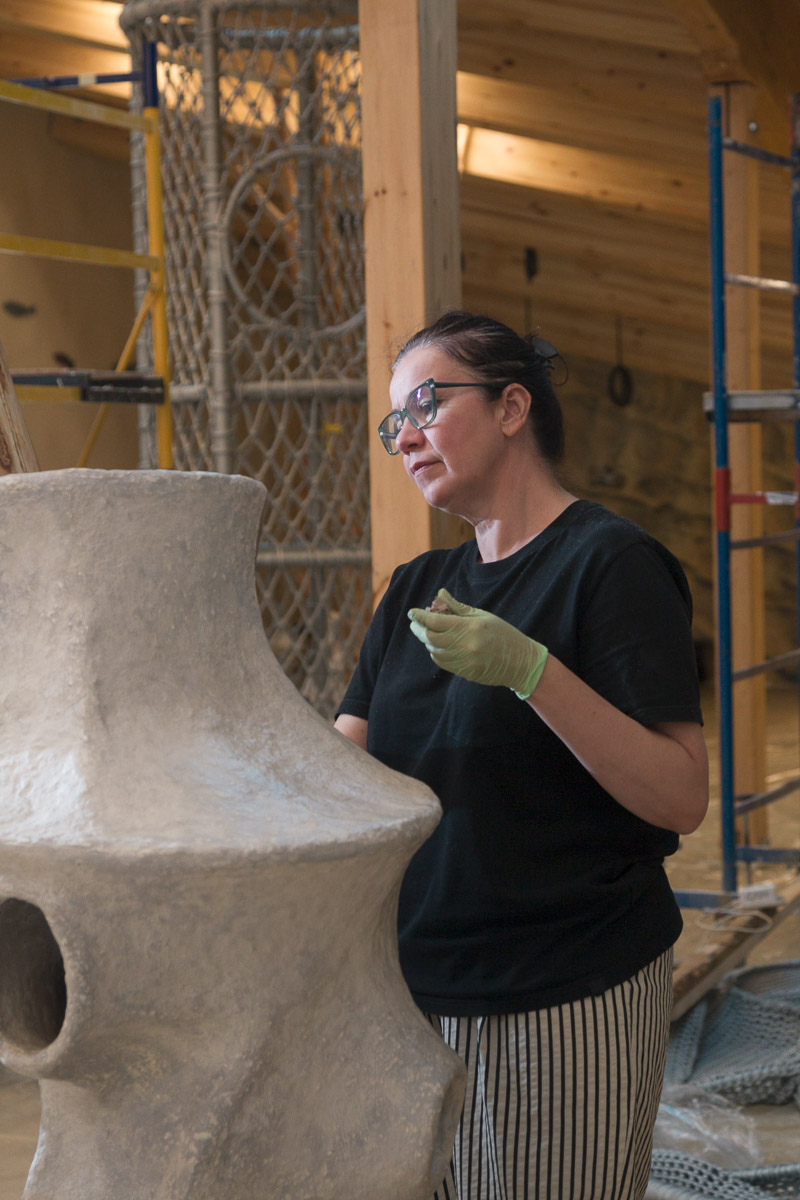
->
[360, 0, 470, 605]
[720, 82, 768, 843]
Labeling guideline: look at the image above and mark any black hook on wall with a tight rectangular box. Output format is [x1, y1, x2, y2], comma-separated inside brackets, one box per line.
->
[607, 316, 633, 407]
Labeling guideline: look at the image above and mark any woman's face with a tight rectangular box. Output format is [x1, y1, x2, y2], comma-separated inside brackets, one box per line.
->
[388, 344, 508, 518]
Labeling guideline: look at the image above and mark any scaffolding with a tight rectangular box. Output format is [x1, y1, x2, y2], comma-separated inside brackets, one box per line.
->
[676, 95, 800, 908]
[121, 1, 370, 718]
[0, 48, 173, 470]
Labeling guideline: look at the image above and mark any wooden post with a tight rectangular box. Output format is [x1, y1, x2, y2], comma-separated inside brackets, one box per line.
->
[360, 0, 470, 605]
[721, 82, 768, 843]
[0, 335, 39, 474]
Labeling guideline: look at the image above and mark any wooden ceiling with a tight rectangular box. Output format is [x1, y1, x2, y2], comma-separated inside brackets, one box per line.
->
[457, 0, 800, 387]
[1, 0, 799, 386]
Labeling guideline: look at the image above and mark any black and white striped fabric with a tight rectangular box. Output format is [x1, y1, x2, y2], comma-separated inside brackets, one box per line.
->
[428, 950, 673, 1200]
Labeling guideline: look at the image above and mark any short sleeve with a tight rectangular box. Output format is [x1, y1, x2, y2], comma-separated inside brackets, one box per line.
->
[577, 542, 703, 726]
[335, 567, 403, 720]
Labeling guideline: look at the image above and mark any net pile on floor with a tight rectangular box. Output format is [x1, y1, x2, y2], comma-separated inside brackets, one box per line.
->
[647, 961, 800, 1200]
[648, 1152, 800, 1199]
[665, 960, 800, 1105]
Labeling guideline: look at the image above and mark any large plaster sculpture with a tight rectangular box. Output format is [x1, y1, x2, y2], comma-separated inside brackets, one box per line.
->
[0, 469, 464, 1200]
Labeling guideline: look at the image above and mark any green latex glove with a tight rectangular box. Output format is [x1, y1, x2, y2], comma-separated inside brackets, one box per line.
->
[408, 588, 549, 700]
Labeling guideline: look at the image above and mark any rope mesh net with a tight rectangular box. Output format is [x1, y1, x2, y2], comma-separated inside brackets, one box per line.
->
[648, 961, 800, 1200]
[665, 960, 800, 1106]
[648, 1152, 800, 1200]
[123, 0, 368, 716]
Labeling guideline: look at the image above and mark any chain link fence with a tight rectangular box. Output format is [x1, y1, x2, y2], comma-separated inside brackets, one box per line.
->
[122, 0, 370, 717]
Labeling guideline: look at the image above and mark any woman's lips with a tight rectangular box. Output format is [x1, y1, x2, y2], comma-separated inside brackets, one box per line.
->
[410, 459, 439, 476]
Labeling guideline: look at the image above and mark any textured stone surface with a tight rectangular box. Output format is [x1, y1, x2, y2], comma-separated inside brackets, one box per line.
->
[0, 469, 463, 1200]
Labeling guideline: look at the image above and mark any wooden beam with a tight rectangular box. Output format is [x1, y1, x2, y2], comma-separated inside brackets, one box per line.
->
[461, 176, 710, 272]
[458, 125, 709, 225]
[457, 0, 698, 55]
[459, 126, 798, 242]
[361, 0, 467, 605]
[461, 165, 793, 250]
[462, 169, 796, 262]
[662, 0, 800, 155]
[457, 17, 705, 119]
[0, 32, 129, 89]
[457, 71, 706, 167]
[0, 2, 126, 53]
[662, 0, 800, 120]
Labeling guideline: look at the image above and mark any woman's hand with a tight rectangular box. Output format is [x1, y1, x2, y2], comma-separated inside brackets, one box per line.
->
[408, 588, 548, 699]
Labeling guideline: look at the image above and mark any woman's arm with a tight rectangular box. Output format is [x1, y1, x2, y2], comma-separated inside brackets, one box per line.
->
[334, 713, 369, 751]
[528, 654, 708, 835]
[409, 593, 709, 836]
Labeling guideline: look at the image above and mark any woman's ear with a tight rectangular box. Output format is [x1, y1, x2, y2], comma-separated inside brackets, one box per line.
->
[497, 382, 532, 438]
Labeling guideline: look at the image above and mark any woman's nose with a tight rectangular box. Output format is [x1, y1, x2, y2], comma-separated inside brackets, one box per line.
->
[395, 416, 425, 454]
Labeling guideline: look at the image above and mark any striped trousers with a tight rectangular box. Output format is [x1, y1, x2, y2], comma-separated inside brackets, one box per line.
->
[427, 949, 673, 1200]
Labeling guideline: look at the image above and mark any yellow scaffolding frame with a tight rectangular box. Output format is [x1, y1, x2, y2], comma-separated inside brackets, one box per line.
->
[0, 77, 173, 469]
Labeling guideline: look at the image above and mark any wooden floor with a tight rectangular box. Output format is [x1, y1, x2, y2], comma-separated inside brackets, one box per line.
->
[0, 1073, 39, 1200]
[1, 685, 799, 1198]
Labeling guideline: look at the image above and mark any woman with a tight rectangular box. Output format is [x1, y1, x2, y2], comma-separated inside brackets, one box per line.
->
[334, 311, 708, 1200]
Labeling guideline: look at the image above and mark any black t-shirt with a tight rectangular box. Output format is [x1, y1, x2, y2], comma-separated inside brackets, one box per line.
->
[338, 500, 702, 1015]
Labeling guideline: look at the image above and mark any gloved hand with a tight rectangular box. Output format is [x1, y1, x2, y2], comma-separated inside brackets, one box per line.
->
[408, 588, 548, 700]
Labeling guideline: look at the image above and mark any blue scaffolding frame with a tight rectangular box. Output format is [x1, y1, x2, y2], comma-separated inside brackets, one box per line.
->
[675, 95, 800, 909]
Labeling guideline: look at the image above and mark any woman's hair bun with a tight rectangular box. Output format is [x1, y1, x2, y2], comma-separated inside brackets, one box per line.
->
[525, 334, 568, 384]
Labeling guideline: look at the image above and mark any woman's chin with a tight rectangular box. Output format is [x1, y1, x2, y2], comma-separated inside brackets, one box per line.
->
[415, 475, 450, 509]
[420, 486, 467, 520]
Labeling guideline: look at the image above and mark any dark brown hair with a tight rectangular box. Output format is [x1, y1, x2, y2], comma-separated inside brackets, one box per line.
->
[393, 310, 565, 466]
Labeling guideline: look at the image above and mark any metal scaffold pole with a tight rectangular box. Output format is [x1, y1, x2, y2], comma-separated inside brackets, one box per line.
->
[676, 94, 800, 913]
[198, 0, 235, 476]
[143, 40, 173, 470]
[708, 95, 737, 896]
[0, 61, 173, 470]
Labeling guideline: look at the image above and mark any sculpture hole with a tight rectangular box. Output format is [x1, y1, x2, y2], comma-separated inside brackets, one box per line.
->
[0, 898, 67, 1052]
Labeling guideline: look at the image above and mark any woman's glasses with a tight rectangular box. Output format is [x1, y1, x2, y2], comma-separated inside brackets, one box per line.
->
[378, 379, 479, 455]
[378, 343, 562, 455]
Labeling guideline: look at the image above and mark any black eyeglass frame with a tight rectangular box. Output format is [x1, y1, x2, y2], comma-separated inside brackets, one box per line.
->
[377, 379, 482, 455]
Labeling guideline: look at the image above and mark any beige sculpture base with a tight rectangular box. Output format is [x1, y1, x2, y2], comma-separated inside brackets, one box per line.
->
[0, 469, 463, 1200]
